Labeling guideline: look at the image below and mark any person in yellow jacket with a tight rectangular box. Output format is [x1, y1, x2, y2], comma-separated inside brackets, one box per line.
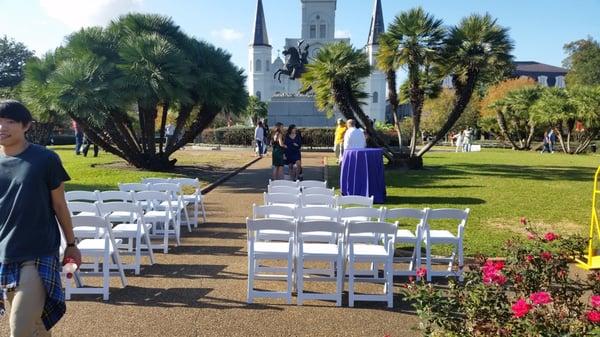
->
[333, 118, 347, 163]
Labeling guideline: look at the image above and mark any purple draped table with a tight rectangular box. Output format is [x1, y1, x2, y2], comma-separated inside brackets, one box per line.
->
[340, 148, 386, 204]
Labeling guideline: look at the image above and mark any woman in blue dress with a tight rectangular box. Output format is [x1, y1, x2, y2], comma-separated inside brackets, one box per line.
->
[284, 124, 303, 181]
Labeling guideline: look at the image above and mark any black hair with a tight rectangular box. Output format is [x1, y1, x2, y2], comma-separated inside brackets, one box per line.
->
[286, 124, 296, 136]
[0, 100, 33, 125]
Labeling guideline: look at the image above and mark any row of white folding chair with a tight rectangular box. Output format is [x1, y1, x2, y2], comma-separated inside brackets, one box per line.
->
[263, 193, 373, 208]
[268, 179, 327, 189]
[66, 215, 128, 300]
[246, 218, 397, 307]
[266, 186, 335, 196]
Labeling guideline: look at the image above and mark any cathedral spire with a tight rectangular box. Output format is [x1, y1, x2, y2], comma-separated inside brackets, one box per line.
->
[366, 0, 384, 45]
[251, 0, 270, 47]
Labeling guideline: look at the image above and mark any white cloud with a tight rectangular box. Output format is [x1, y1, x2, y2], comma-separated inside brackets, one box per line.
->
[39, 0, 144, 29]
[335, 29, 351, 39]
[210, 28, 244, 42]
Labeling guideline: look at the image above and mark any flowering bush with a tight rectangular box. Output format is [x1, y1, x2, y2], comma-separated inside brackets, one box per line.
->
[404, 220, 600, 337]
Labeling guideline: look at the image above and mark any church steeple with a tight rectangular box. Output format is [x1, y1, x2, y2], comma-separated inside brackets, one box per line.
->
[366, 0, 384, 45]
[251, 0, 270, 47]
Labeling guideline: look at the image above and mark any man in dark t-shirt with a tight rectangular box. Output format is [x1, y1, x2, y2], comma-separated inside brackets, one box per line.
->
[0, 100, 81, 336]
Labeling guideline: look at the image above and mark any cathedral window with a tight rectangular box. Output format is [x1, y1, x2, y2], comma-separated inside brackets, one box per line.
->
[266, 60, 270, 71]
[372, 91, 379, 103]
[319, 24, 326, 39]
[255, 59, 262, 72]
[310, 25, 316, 39]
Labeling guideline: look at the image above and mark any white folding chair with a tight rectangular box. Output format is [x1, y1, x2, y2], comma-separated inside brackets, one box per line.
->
[267, 185, 301, 195]
[336, 195, 374, 208]
[300, 194, 336, 208]
[246, 218, 295, 304]
[142, 177, 171, 184]
[296, 220, 345, 306]
[253, 204, 297, 241]
[339, 206, 384, 224]
[346, 221, 397, 308]
[133, 191, 179, 254]
[263, 192, 300, 208]
[296, 207, 340, 244]
[423, 208, 470, 282]
[386, 208, 429, 278]
[65, 190, 98, 203]
[96, 191, 135, 223]
[268, 179, 298, 188]
[302, 187, 335, 196]
[67, 201, 102, 238]
[65, 215, 127, 301]
[97, 202, 155, 274]
[149, 183, 192, 233]
[298, 180, 327, 189]
[171, 177, 206, 227]
[118, 183, 150, 192]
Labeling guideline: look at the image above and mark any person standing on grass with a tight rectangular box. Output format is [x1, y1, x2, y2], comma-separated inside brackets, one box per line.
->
[71, 120, 83, 155]
[0, 100, 81, 337]
[333, 118, 347, 164]
[254, 121, 265, 158]
[81, 133, 99, 158]
[284, 124, 303, 181]
[271, 122, 287, 180]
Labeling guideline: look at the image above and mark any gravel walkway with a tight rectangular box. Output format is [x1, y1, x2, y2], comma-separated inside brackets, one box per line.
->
[1, 152, 420, 337]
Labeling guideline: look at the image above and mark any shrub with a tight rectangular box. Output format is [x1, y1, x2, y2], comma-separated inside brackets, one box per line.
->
[404, 219, 600, 337]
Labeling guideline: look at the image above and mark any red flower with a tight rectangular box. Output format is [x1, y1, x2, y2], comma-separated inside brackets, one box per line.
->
[512, 298, 531, 318]
[408, 276, 415, 283]
[587, 310, 600, 324]
[529, 291, 552, 305]
[416, 267, 427, 278]
[591, 295, 600, 308]
[520, 217, 527, 225]
[544, 232, 558, 242]
[482, 260, 507, 285]
[540, 251, 553, 261]
[526, 255, 534, 262]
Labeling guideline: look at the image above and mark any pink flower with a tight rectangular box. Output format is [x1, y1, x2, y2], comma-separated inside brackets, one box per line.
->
[482, 260, 507, 286]
[526, 255, 534, 262]
[520, 217, 527, 225]
[529, 291, 552, 305]
[587, 310, 600, 324]
[408, 276, 415, 283]
[416, 267, 427, 278]
[544, 232, 558, 242]
[591, 295, 600, 308]
[512, 298, 531, 318]
[540, 251, 553, 261]
[527, 232, 536, 240]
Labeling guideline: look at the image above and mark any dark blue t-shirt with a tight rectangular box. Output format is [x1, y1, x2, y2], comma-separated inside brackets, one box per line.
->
[0, 144, 70, 263]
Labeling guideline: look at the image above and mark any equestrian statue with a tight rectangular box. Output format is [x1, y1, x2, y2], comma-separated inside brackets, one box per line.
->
[273, 40, 310, 83]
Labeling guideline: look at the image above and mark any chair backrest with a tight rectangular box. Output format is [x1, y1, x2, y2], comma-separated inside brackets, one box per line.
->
[347, 221, 398, 246]
[149, 183, 182, 196]
[298, 180, 327, 189]
[426, 208, 470, 237]
[67, 201, 99, 216]
[268, 179, 298, 188]
[336, 195, 374, 208]
[297, 220, 344, 238]
[133, 190, 172, 211]
[142, 177, 171, 184]
[267, 185, 301, 195]
[296, 206, 339, 221]
[302, 187, 335, 196]
[246, 218, 295, 241]
[171, 178, 200, 188]
[96, 190, 133, 202]
[71, 215, 114, 239]
[300, 194, 336, 208]
[97, 201, 144, 221]
[252, 204, 296, 220]
[339, 206, 385, 222]
[386, 208, 429, 234]
[118, 183, 150, 192]
[263, 192, 300, 207]
[65, 190, 98, 202]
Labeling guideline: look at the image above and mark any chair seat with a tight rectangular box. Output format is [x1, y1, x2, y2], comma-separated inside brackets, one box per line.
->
[73, 227, 104, 238]
[144, 210, 172, 219]
[396, 229, 417, 242]
[301, 243, 339, 256]
[113, 223, 152, 234]
[426, 230, 459, 244]
[254, 242, 292, 255]
[342, 216, 371, 223]
[78, 239, 121, 253]
[107, 211, 136, 222]
[73, 211, 97, 217]
[350, 244, 389, 257]
[302, 216, 335, 221]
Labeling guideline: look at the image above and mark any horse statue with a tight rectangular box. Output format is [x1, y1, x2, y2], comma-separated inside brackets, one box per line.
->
[273, 40, 310, 83]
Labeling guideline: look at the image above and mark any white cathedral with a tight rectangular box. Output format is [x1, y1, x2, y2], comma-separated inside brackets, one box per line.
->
[248, 0, 387, 126]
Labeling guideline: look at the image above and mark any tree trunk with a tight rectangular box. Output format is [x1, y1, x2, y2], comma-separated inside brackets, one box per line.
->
[408, 64, 424, 158]
[26, 121, 54, 146]
[166, 104, 194, 153]
[417, 70, 478, 157]
[158, 102, 169, 154]
[554, 124, 567, 153]
[524, 122, 536, 150]
[496, 110, 521, 150]
[386, 69, 404, 155]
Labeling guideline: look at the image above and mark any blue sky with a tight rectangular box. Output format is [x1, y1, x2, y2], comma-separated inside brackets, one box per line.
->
[1, 0, 599, 83]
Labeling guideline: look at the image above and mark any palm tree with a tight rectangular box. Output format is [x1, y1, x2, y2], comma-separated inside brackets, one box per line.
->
[417, 13, 514, 157]
[300, 42, 395, 161]
[491, 86, 541, 150]
[376, 33, 403, 153]
[383, 7, 446, 158]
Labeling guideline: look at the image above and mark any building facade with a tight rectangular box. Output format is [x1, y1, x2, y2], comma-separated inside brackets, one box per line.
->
[248, 0, 388, 125]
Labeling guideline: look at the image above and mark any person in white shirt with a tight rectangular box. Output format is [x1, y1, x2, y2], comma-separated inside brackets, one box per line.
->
[343, 119, 366, 150]
[254, 121, 265, 157]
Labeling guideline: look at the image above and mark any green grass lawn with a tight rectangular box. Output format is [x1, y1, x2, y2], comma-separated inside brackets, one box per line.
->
[52, 145, 254, 192]
[328, 148, 600, 256]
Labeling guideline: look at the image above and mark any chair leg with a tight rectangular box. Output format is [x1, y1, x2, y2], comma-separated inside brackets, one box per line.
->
[247, 253, 254, 304]
[193, 202, 199, 228]
[103, 252, 110, 301]
[426, 242, 432, 282]
[201, 200, 207, 223]
[336, 256, 343, 307]
[112, 251, 128, 287]
[386, 258, 394, 308]
[286, 254, 294, 305]
[143, 229, 155, 265]
[297, 256, 304, 306]
[163, 222, 169, 254]
[348, 257, 355, 308]
[458, 242, 464, 282]
[183, 207, 192, 232]
[134, 233, 142, 275]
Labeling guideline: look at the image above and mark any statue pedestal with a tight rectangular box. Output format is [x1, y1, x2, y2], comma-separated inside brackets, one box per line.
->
[267, 95, 339, 127]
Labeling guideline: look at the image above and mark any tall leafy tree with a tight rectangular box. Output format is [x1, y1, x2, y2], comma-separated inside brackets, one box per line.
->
[418, 13, 514, 157]
[244, 95, 268, 126]
[300, 42, 395, 161]
[0, 35, 34, 88]
[563, 37, 600, 86]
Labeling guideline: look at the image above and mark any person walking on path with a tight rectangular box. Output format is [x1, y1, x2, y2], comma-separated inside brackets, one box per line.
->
[271, 122, 287, 180]
[343, 119, 366, 151]
[81, 133, 99, 157]
[0, 100, 82, 337]
[262, 121, 269, 156]
[254, 121, 265, 158]
[284, 124, 303, 181]
[333, 118, 347, 164]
